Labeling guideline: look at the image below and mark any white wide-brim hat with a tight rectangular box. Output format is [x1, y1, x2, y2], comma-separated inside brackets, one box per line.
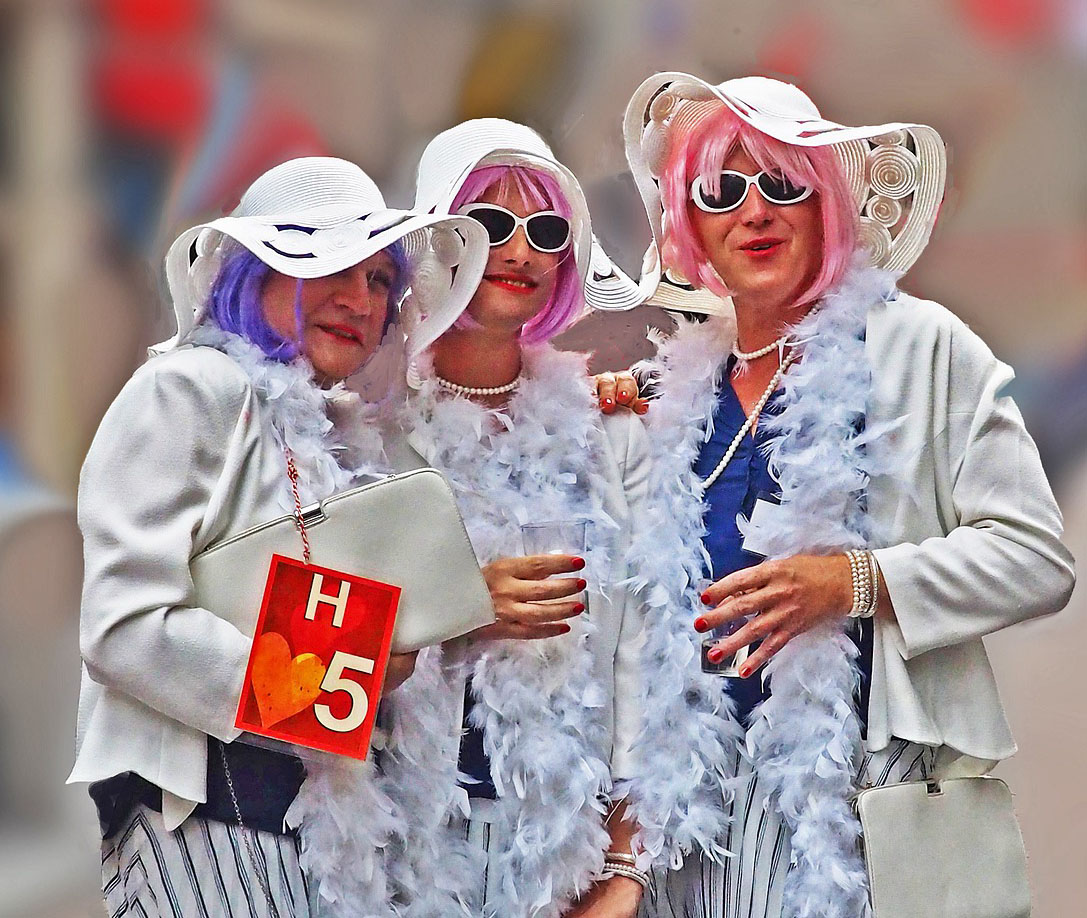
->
[621, 72, 947, 315]
[410, 118, 642, 351]
[158, 156, 489, 356]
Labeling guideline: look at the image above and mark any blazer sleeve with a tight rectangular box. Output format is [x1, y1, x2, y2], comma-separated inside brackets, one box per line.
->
[604, 411, 652, 780]
[873, 315, 1075, 659]
[77, 350, 258, 741]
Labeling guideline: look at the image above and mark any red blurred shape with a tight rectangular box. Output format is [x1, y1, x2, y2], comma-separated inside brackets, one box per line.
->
[957, 0, 1054, 44]
[97, 0, 207, 36]
[93, 52, 211, 143]
[755, 12, 827, 83]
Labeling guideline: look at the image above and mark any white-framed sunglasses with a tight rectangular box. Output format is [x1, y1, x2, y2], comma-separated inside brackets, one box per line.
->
[690, 170, 813, 213]
[456, 203, 572, 253]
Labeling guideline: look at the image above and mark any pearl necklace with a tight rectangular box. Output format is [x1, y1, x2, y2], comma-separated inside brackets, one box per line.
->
[700, 349, 799, 490]
[435, 374, 520, 397]
[732, 333, 790, 362]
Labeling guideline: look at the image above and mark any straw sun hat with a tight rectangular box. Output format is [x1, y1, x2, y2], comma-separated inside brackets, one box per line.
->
[160, 156, 490, 357]
[622, 72, 948, 315]
[412, 118, 644, 336]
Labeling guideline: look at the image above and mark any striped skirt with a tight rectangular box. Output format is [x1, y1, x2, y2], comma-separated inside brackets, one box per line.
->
[639, 738, 936, 918]
[101, 804, 312, 918]
[460, 797, 504, 914]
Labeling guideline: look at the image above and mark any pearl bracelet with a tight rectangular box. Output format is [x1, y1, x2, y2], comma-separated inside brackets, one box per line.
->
[602, 860, 650, 889]
[846, 549, 879, 618]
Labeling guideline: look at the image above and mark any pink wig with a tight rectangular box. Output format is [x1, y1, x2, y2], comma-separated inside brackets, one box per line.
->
[659, 103, 858, 306]
[450, 164, 584, 344]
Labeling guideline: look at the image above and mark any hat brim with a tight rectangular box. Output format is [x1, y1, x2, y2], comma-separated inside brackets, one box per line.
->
[620, 71, 947, 314]
[157, 210, 489, 355]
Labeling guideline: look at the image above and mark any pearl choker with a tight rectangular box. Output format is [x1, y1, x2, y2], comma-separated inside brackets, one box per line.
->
[435, 374, 520, 397]
[732, 334, 790, 361]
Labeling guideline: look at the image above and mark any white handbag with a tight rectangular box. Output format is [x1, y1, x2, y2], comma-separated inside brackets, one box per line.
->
[854, 775, 1031, 918]
[191, 466, 495, 654]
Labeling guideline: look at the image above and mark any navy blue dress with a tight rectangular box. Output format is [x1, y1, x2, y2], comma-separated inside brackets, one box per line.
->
[693, 360, 873, 726]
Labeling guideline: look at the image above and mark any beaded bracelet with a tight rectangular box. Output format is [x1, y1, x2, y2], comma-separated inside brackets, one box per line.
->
[846, 548, 879, 618]
[602, 860, 650, 889]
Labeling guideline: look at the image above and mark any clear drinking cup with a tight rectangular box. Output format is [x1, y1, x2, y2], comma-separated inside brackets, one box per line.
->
[698, 578, 753, 676]
[520, 519, 589, 610]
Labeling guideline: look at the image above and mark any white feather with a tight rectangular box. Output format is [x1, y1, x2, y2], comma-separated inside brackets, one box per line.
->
[627, 257, 900, 916]
[406, 344, 624, 917]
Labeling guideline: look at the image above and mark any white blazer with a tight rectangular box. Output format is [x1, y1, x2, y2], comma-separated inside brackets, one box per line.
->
[865, 294, 1075, 767]
[68, 345, 418, 828]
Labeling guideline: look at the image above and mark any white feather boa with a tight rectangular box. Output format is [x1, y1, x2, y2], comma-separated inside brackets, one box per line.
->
[618, 311, 747, 872]
[406, 344, 622, 918]
[632, 260, 897, 916]
[185, 324, 458, 918]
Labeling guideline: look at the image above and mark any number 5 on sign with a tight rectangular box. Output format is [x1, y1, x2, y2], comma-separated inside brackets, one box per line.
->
[235, 554, 400, 759]
[315, 652, 375, 733]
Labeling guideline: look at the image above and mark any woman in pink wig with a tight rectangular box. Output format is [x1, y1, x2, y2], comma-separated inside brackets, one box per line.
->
[395, 118, 651, 918]
[607, 73, 1074, 918]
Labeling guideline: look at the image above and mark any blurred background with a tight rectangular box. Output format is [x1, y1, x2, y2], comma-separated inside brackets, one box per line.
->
[0, 0, 1083, 915]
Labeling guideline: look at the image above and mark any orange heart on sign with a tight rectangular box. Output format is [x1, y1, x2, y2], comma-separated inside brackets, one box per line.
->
[250, 632, 326, 728]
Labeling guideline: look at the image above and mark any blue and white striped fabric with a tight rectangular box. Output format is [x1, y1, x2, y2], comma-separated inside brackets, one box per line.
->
[640, 738, 937, 918]
[101, 804, 312, 918]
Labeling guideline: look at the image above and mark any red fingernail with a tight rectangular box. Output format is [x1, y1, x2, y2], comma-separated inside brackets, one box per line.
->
[571, 557, 586, 570]
[707, 647, 725, 663]
[604, 398, 614, 406]
[693, 616, 709, 633]
[575, 578, 587, 591]
[738, 665, 751, 678]
[573, 603, 586, 614]
[558, 624, 572, 634]
[700, 591, 712, 605]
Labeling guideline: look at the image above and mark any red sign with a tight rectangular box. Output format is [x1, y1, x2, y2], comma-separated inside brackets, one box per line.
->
[235, 554, 400, 759]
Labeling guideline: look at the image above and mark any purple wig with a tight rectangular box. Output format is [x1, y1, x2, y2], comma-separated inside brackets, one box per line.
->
[205, 241, 409, 361]
[450, 165, 584, 344]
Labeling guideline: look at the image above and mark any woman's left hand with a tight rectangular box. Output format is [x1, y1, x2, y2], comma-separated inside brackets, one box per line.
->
[696, 554, 854, 678]
[563, 875, 643, 917]
[593, 371, 649, 416]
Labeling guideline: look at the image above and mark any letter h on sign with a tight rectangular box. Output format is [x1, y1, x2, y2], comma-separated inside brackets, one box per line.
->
[304, 573, 350, 628]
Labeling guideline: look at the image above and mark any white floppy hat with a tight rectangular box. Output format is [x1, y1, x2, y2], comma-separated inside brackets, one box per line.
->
[622, 72, 947, 314]
[158, 156, 489, 355]
[410, 118, 642, 345]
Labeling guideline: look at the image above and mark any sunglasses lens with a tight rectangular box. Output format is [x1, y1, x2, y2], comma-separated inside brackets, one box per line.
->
[758, 173, 809, 204]
[696, 173, 749, 212]
[526, 214, 571, 252]
[466, 206, 516, 246]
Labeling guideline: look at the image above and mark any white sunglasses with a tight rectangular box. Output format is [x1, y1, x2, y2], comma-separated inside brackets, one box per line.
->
[456, 203, 572, 253]
[690, 170, 814, 213]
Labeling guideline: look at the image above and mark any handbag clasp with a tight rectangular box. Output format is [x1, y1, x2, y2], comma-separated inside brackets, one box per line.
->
[299, 502, 327, 528]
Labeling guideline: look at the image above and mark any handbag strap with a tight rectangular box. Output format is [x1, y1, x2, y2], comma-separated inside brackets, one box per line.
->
[216, 740, 282, 918]
[285, 448, 312, 564]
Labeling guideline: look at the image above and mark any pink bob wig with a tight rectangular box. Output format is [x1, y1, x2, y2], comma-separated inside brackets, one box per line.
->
[449, 164, 584, 344]
[659, 103, 858, 307]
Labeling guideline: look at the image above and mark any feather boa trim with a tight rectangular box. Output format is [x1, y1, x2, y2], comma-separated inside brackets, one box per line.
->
[407, 344, 623, 917]
[185, 324, 457, 918]
[618, 313, 747, 871]
[628, 258, 897, 916]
